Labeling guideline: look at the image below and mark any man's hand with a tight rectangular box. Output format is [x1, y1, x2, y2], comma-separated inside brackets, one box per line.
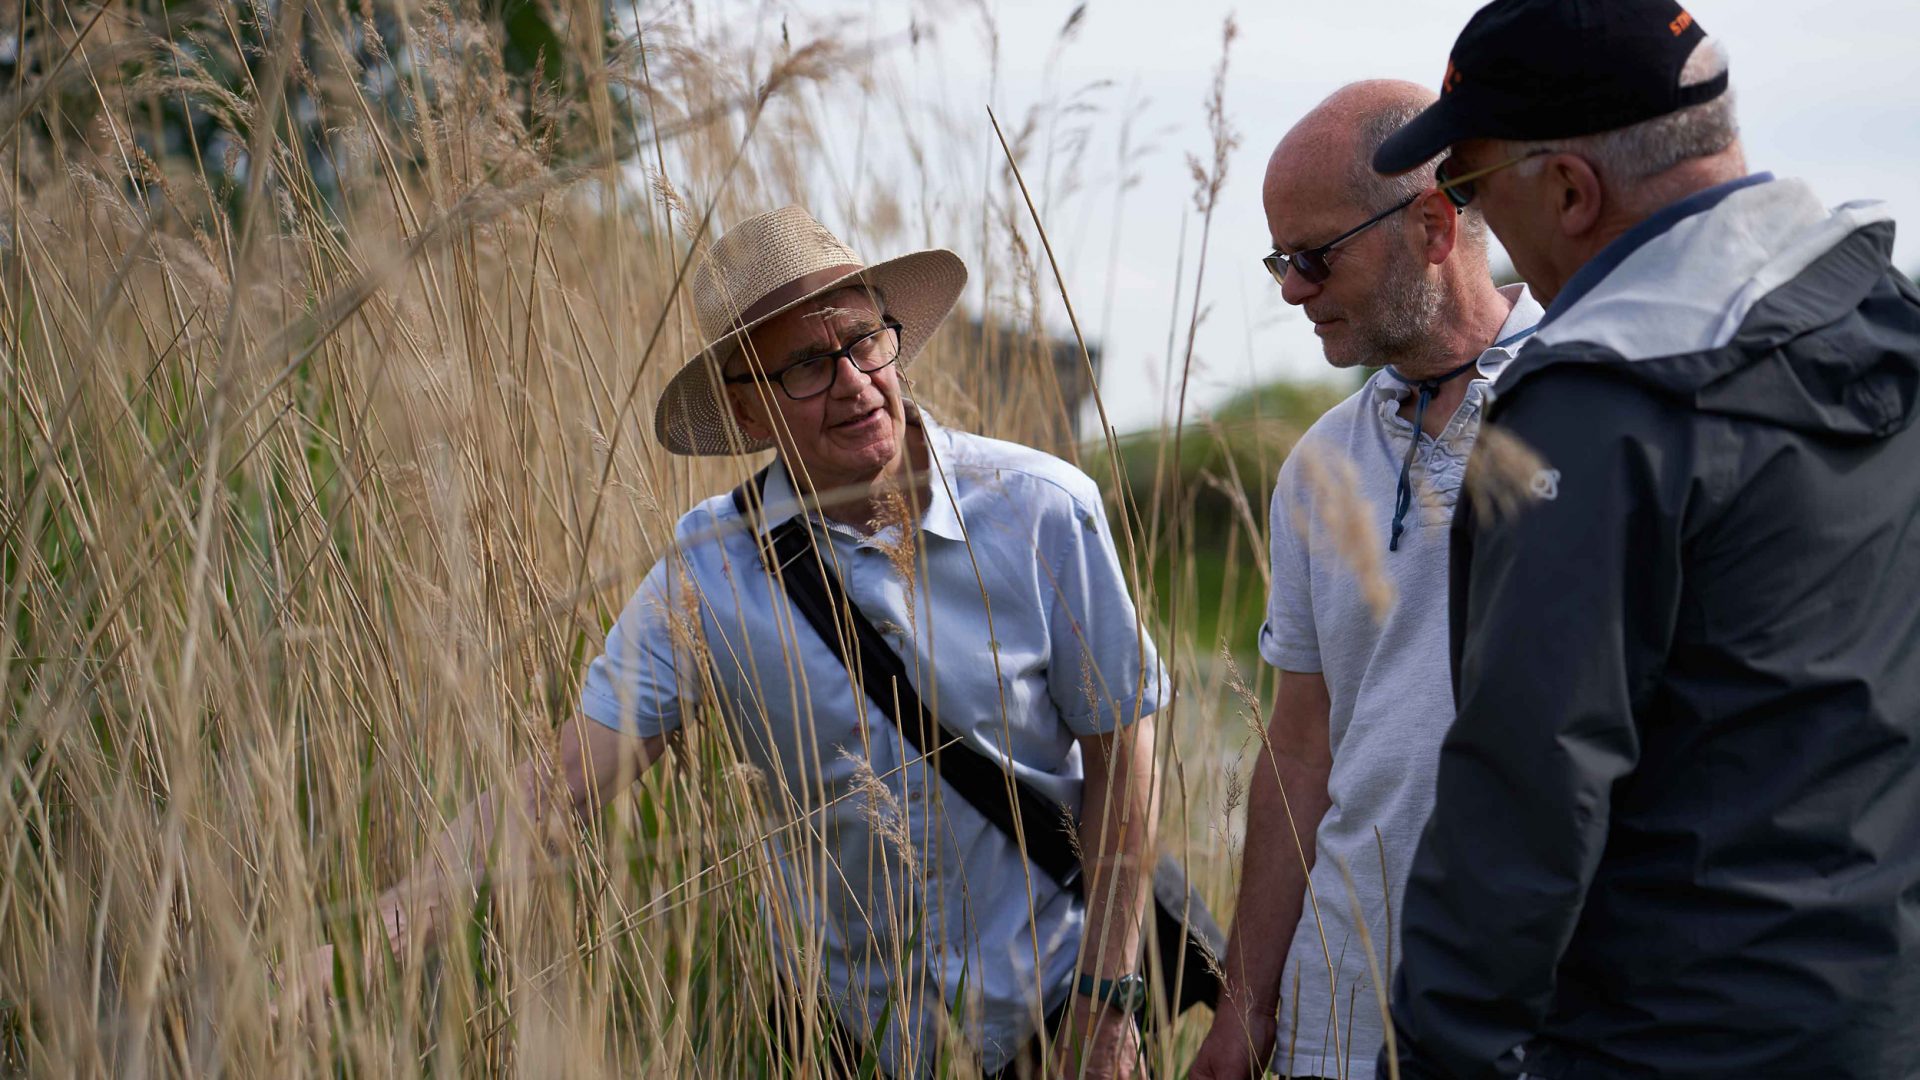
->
[269, 942, 340, 1022]
[1189, 989, 1279, 1080]
[272, 720, 660, 1020]
[1049, 1000, 1144, 1079]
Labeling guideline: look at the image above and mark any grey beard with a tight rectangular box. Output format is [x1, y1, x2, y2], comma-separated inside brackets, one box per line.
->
[1360, 246, 1448, 371]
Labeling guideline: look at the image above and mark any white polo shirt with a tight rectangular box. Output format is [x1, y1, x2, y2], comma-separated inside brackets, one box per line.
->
[1259, 284, 1542, 1078]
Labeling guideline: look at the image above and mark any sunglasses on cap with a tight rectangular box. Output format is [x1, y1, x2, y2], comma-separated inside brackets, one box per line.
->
[1262, 192, 1420, 287]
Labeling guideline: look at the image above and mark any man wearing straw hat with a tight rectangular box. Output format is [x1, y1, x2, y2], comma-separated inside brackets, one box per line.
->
[342, 206, 1192, 1078]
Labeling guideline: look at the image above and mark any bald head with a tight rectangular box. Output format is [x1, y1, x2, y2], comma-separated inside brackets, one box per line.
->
[1266, 80, 1441, 219]
[1264, 79, 1486, 263]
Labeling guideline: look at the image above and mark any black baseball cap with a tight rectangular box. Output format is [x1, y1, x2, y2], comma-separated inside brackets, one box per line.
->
[1374, 0, 1729, 175]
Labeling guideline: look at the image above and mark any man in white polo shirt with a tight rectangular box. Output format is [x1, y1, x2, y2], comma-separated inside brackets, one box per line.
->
[1192, 80, 1540, 1080]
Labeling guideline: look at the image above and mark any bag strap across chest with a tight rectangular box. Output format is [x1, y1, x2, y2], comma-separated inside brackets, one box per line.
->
[727, 465, 1223, 1015]
[730, 467, 1084, 889]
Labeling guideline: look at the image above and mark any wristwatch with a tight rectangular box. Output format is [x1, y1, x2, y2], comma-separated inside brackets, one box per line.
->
[1075, 971, 1149, 1014]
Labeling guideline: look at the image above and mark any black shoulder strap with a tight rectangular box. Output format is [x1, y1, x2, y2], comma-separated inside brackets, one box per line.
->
[724, 464, 1224, 1013]
[729, 466, 1083, 892]
[729, 466, 773, 518]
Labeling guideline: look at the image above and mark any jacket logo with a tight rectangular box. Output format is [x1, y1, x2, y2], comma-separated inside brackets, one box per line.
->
[1529, 468, 1561, 501]
[1670, 9, 1694, 35]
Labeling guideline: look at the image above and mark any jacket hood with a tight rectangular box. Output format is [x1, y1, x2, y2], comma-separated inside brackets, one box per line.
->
[1505, 176, 1920, 440]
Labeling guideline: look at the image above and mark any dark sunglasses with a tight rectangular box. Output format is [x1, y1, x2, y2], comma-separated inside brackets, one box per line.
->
[1262, 192, 1419, 287]
[722, 318, 904, 401]
[1434, 148, 1554, 208]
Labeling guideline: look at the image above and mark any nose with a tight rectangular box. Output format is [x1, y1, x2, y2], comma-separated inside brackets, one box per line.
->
[1280, 267, 1320, 307]
[829, 353, 873, 398]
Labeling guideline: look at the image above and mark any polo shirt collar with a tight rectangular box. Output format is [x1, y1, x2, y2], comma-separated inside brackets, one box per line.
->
[751, 410, 966, 543]
[1475, 281, 1544, 381]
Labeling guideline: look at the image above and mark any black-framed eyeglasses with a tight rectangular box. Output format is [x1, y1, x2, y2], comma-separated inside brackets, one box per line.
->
[1434, 148, 1555, 209]
[1263, 192, 1419, 287]
[722, 318, 904, 401]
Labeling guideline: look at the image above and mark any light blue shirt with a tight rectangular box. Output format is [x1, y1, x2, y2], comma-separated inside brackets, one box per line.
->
[581, 413, 1168, 1075]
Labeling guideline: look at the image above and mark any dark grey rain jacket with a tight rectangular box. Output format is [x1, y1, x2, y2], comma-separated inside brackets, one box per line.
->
[1384, 174, 1920, 1079]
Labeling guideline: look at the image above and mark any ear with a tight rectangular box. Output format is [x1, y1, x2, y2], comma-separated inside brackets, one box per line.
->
[725, 381, 774, 443]
[721, 343, 776, 443]
[1413, 188, 1460, 267]
[1545, 154, 1604, 238]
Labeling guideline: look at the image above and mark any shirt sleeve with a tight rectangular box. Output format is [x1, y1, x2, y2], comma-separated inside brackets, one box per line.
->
[579, 555, 703, 739]
[1384, 370, 1686, 1079]
[1258, 450, 1323, 673]
[1043, 484, 1169, 736]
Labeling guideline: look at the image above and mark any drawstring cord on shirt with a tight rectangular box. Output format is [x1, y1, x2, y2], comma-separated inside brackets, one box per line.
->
[1384, 356, 1482, 552]
[1382, 325, 1539, 552]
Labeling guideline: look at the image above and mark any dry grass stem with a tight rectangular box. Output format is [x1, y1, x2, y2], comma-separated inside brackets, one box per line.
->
[1291, 445, 1397, 624]
[1465, 423, 1552, 528]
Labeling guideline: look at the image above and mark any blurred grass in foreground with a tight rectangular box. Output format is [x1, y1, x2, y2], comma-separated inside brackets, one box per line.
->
[0, 2, 1353, 1074]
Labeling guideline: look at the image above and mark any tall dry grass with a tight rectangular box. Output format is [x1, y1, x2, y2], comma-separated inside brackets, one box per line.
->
[0, 1, 1404, 1076]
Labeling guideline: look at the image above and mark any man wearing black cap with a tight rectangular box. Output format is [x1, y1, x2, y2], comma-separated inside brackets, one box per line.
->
[1370, 1, 1920, 1077]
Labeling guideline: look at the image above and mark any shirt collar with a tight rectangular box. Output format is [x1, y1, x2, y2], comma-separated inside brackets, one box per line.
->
[1539, 172, 1776, 329]
[1475, 281, 1544, 381]
[750, 409, 966, 544]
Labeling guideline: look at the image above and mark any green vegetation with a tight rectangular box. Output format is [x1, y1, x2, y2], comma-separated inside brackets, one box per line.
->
[1090, 379, 1350, 660]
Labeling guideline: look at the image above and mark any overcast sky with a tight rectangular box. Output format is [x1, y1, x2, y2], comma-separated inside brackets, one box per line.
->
[731, 0, 1920, 433]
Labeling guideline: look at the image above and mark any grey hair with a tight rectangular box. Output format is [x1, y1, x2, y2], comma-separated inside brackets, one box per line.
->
[1351, 99, 1489, 249]
[1514, 38, 1739, 184]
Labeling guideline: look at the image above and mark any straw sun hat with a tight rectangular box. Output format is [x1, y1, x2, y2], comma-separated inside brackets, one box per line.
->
[653, 205, 968, 456]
